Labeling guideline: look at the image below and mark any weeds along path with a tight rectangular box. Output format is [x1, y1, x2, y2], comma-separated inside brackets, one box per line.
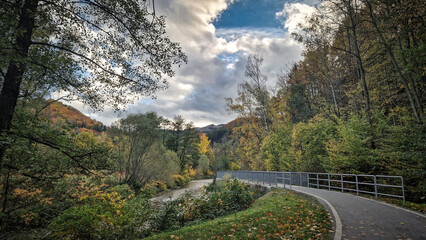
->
[150, 179, 213, 203]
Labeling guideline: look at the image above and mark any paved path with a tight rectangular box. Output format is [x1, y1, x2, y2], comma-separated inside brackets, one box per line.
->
[252, 181, 426, 240]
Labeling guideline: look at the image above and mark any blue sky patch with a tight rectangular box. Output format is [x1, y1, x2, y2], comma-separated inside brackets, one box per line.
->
[214, 0, 288, 29]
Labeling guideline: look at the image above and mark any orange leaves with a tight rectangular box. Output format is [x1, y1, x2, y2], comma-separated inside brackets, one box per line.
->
[41, 100, 105, 133]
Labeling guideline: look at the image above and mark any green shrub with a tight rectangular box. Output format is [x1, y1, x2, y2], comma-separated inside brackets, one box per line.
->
[49, 193, 152, 239]
[148, 178, 263, 235]
[49, 178, 265, 239]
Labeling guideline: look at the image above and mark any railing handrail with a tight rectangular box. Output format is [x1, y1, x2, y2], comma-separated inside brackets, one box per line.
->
[216, 170, 405, 202]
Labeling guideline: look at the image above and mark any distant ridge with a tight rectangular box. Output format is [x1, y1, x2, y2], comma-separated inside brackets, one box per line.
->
[196, 124, 226, 134]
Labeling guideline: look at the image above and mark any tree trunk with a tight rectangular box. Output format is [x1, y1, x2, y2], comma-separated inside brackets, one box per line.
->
[0, 0, 39, 169]
[365, 0, 423, 124]
[319, 46, 340, 117]
[0, 168, 11, 230]
[346, 0, 375, 148]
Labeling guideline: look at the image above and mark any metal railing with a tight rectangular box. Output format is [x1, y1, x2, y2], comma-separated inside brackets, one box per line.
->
[217, 171, 405, 202]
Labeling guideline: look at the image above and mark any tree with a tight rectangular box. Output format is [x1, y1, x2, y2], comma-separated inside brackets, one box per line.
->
[165, 115, 199, 171]
[0, 0, 187, 168]
[225, 54, 272, 170]
[327, 114, 380, 173]
[176, 124, 199, 170]
[288, 83, 314, 123]
[109, 112, 178, 187]
[362, 0, 424, 124]
[290, 115, 335, 172]
[197, 133, 214, 169]
[0, 106, 112, 230]
[197, 154, 210, 175]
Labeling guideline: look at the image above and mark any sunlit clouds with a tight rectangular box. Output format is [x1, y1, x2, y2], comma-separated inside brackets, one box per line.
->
[66, 0, 317, 127]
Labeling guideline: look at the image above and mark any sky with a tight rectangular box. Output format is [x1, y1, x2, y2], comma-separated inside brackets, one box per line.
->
[66, 0, 317, 127]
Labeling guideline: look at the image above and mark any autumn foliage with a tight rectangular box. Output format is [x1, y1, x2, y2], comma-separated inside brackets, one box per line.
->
[41, 100, 106, 133]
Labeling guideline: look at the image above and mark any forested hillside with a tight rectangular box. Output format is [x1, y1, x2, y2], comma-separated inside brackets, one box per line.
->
[41, 100, 106, 132]
[215, 0, 425, 202]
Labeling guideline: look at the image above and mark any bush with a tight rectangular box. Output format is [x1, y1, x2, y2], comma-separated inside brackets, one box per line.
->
[49, 191, 152, 239]
[172, 174, 187, 187]
[148, 178, 264, 235]
[48, 178, 266, 239]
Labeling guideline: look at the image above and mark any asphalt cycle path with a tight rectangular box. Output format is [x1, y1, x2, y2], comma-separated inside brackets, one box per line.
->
[251, 181, 425, 240]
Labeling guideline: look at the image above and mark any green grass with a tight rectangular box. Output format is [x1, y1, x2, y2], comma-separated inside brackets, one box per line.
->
[145, 189, 331, 240]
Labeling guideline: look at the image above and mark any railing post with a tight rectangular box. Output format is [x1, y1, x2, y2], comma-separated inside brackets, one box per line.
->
[340, 174, 344, 192]
[268, 172, 271, 186]
[290, 172, 293, 190]
[373, 175, 378, 199]
[263, 172, 265, 185]
[328, 174, 331, 190]
[306, 173, 309, 187]
[275, 172, 278, 187]
[283, 173, 286, 189]
[316, 173, 319, 189]
[356, 175, 359, 195]
[299, 173, 302, 186]
[401, 177, 405, 203]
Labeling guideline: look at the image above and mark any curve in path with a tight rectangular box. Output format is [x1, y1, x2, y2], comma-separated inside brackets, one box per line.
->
[260, 181, 426, 240]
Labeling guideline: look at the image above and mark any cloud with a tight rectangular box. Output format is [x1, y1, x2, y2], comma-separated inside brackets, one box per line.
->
[216, 27, 286, 41]
[63, 0, 315, 127]
[276, 3, 317, 33]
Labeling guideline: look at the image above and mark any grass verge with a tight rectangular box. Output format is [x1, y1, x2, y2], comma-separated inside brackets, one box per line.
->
[145, 189, 331, 240]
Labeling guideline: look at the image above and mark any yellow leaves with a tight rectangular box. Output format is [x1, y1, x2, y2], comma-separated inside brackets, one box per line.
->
[13, 188, 42, 198]
[187, 166, 196, 178]
[182, 166, 196, 178]
[20, 212, 36, 225]
[13, 187, 52, 207]
[197, 133, 212, 154]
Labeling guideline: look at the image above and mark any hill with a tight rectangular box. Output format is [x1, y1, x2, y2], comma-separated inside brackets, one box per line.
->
[41, 100, 106, 133]
[196, 124, 226, 134]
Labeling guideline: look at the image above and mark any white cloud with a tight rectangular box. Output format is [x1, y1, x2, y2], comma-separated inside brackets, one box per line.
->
[276, 3, 317, 33]
[63, 0, 315, 127]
